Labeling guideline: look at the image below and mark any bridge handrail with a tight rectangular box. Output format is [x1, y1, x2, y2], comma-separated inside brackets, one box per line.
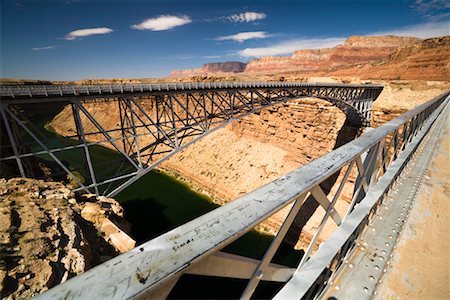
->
[36, 90, 449, 299]
[0, 81, 383, 99]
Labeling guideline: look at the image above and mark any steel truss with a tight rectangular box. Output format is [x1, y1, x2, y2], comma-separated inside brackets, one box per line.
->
[32, 90, 449, 300]
[0, 82, 382, 197]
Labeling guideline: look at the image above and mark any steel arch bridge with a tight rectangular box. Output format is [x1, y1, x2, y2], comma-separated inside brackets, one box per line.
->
[0, 82, 383, 197]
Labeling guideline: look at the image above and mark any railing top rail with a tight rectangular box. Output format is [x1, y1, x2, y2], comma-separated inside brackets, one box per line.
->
[0, 81, 384, 100]
[36, 90, 449, 300]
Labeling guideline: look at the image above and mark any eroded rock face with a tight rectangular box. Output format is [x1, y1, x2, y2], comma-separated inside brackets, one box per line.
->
[0, 179, 88, 299]
[0, 178, 134, 299]
[244, 35, 421, 74]
[169, 35, 450, 81]
[79, 195, 135, 253]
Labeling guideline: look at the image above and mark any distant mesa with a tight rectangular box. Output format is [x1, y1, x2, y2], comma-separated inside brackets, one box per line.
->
[170, 61, 247, 78]
[169, 35, 450, 81]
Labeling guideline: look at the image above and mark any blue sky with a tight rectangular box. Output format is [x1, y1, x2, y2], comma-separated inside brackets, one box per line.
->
[1, 0, 448, 80]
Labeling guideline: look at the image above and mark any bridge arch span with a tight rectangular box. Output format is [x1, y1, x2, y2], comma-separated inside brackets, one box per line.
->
[0, 82, 383, 196]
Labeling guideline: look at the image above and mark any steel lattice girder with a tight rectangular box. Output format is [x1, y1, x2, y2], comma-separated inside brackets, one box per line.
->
[0, 82, 383, 197]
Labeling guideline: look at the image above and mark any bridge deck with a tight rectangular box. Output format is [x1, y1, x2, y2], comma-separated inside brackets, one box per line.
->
[374, 108, 449, 299]
[0, 82, 383, 101]
[320, 98, 449, 299]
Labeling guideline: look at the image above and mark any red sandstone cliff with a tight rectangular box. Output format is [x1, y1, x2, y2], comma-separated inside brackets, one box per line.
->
[326, 36, 450, 80]
[169, 35, 450, 80]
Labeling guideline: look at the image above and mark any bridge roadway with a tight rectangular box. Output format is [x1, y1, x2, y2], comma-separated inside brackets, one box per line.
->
[320, 94, 450, 299]
[0, 82, 383, 197]
[31, 90, 449, 299]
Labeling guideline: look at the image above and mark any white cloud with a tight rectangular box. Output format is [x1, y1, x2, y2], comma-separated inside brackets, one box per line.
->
[64, 27, 113, 40]
[372, 21, 449, 38]
[215, 31, 270, 42]
[228, 12, 266, 23]
[31, 45, 56, 51]
[204, 55, 221, 59]
[132, 15, 192, 31]
[238, 37, 345, 57]
[412, 0, 450, 14]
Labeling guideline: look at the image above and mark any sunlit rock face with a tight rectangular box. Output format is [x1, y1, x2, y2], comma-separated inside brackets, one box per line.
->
[169, 35, 450, 81]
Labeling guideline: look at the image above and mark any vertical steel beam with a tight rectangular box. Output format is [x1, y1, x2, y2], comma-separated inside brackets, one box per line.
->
[127, 97, 143, 168]
[167, 95, 179, 147]
[0, 104, 25, 177]
[72, 103, 100, 196]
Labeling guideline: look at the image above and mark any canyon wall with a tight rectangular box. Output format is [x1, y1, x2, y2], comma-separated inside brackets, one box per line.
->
[244, 36, 420, 74]
[49, 80, 450, 248]
[327, 36, 450, 80]
[169, 35, 450, 81]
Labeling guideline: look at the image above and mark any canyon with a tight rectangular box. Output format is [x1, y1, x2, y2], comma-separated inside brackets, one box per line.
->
[170, 35, 450, 81]
[48, 79, 450, 249]
[2, 33, 450, 298]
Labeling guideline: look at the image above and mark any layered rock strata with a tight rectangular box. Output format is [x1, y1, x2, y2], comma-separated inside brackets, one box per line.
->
[0, 178, 134, 299]
[170, 36, 450, 81]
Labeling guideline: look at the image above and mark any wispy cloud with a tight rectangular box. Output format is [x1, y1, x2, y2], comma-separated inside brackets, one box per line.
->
[132, 15, 191, 31]
[64, 27, 113, 40]
[227, 12, 266, 23]
[215, 31, 270, 42]
[412, 0, 450, 13]
[238, 37, 345, 57]
[31, 45, 56, 51]
[203, 55, 221, 59]
[411, 0, 450, 21]
[372, 21, 449, 38]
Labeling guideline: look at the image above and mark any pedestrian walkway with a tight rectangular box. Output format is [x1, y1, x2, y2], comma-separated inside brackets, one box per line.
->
[374, 112, 450, 299]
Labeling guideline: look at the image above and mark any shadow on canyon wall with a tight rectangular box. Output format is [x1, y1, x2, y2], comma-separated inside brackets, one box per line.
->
[276, 117, 362, 257]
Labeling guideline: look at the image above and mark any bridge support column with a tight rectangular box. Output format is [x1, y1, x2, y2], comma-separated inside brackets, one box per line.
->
[0, 103, 25, 177]
[72, 103, 100, 196]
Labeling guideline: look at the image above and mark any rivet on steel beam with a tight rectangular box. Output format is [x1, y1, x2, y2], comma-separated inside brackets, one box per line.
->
[256, 270, 264, 279]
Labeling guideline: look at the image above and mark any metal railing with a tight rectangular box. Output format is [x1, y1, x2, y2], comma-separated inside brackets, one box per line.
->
[0, 82, 382, 99]
[35, 91, 449, 299]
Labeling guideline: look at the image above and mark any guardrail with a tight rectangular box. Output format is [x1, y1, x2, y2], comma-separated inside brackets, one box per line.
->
[35, 91, 449, 299]
[0, 81, 383, 99]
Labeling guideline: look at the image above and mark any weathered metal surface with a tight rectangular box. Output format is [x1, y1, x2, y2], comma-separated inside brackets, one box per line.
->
[274, 94, 449, 299]
[34, 91, 449, 299]
[319, 99, 449, 299]
[186, 252, 295, 282]
[0, 82, 382, 197]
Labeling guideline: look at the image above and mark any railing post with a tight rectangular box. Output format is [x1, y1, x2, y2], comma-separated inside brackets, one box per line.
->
[241, 192, 308, 300]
